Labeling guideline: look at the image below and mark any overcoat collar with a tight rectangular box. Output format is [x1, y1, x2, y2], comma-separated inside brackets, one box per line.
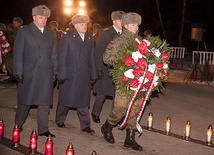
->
[28, 22, 49, 46]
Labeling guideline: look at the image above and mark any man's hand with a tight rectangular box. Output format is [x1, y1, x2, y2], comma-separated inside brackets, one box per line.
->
[97, 70, 104, 79]
[58, 79, 66, 85]
[16, 75, 24, 83]
[53, 74, 58, 88]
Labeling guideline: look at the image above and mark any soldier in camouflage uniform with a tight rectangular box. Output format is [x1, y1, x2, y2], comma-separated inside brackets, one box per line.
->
[4, 17, 23, 83]
[101, 12, 143, 151]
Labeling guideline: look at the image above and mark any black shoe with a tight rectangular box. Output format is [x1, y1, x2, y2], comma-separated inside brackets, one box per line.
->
[91, 113, 100, 123]
[4, 76, 13, 83]
[38, 131, 55, 138]
[82, 127, 95, 133]
[57, 122, 66, 128]
[124, 129, 143, 151]
[18, 125, 23, 132]
[101, 121, 115, 144]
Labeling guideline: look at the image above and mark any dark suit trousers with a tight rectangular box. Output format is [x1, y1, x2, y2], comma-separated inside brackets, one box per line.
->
[55, 104, 91, 130]
[15, 104, 50, 134]
[92, 94, 114, 116]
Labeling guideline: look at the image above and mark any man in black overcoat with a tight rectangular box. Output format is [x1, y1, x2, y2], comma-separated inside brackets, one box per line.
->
[13, 5, 58, 137]
[55, 14, 97, 133]
[91, 10, 125, 123]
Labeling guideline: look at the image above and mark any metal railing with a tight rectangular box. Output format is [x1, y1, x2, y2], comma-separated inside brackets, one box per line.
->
[169, 47, 185, 70]
[192, 51, 214, 65]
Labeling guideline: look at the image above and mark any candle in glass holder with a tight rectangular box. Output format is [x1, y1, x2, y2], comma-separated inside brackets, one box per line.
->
[66, 142, 75, 155]
[184, 120, 191, 140]
[29, 129, 38, 154]
[206, 124, 213, 146]
[165, 116, 171, 135]
[147, 112, 153, 130]
[12, 124, 20, 147]
[44, 135, 53, 155]
[0, 118, 4, 140]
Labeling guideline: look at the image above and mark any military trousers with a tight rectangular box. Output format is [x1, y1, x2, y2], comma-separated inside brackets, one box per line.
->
[107, 89, 141, 129]
[55, 104, 91, 130]
[15, 104, 50, 134]
[92, 93, 114, 117]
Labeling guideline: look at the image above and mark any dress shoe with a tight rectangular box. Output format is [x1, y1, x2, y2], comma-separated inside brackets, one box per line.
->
[91, 113, 100, 123]
[57, 122, 66, 128]
[18, 125, 23, 132]
[81, 127, 95, 133]
[38, 131, 55, 138]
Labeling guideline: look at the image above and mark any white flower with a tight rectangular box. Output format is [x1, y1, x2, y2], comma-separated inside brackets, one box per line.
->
[151, 48, 161, 57]
[124, 69, 135, 79]
[132, 51, 143, 62]
[154, 75, 159, 81]
[148, 64, 156, 73]
[163, 63, 168, 69]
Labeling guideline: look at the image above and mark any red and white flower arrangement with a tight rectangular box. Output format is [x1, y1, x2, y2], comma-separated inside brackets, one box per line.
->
[110, 35, 172, 134]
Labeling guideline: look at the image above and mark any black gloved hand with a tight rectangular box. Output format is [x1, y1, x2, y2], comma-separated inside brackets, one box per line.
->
[58, 79, 66, 85]
[97, 70, 104, 79]
[53, 74, 58, 88]
[16, 75, 24, 84]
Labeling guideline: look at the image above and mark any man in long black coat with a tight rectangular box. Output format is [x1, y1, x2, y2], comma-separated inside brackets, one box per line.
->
[55, 14, 97, 133]
[13, 5, 58, 137]
[91, 10, 125, 123]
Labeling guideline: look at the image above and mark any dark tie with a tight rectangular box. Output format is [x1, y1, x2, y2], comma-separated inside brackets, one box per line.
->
[118, 32, 120, 35]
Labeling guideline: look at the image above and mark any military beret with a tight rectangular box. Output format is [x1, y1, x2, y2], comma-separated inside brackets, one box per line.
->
[122, 12, 142, 26]
[111, 10, 126, 20]
[32, 5, 51, 18]
[72, 14, 90, 25]
[13, 17, 23, 25]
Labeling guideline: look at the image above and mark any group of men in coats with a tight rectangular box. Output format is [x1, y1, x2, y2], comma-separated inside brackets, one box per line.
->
[13, 4, 97, 137]
[13, 4, 143, 151]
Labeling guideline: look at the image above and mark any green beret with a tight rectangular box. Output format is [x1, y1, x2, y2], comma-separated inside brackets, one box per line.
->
[13, 17, 23, 25]
[72, 14, 89, 25]
[122, 12, 142, 26]
[32, 5, 51, 18]
[111, 10, 126, 20]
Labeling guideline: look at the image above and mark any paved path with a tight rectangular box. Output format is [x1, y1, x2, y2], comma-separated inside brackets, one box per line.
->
[0, 71, 214, 155]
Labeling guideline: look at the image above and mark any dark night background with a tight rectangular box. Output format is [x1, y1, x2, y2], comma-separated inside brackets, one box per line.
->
[0, 0, 214, 53]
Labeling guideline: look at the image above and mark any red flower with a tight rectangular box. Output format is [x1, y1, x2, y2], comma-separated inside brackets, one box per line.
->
[137, 58, 146, 70]
[130, 78, 139, 89]
[145, 82, 154, 91]
[121, 76, 128, 82]
[138, 42, 149, 55]
[157, 63, 164, 70]
[132, 67, 143, 77]
[124, 56, 135, 67]
[162, 51, 169, 62]
[161, 70, 167, 78]
[146, 71, 154, 81]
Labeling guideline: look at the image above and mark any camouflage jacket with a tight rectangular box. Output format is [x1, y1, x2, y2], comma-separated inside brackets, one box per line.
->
[103, 28, 136, 66]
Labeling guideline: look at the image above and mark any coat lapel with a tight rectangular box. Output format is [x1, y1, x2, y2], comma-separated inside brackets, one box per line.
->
[28, 22, 49, 47]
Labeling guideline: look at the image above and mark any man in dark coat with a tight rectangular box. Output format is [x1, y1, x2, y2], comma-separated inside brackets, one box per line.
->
[55, 14, 97, 133]
[13, 5, 58, 137]
[91, 10, 125, 123]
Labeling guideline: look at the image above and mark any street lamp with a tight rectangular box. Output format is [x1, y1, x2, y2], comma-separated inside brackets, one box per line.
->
[79, 1, 85, 7]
